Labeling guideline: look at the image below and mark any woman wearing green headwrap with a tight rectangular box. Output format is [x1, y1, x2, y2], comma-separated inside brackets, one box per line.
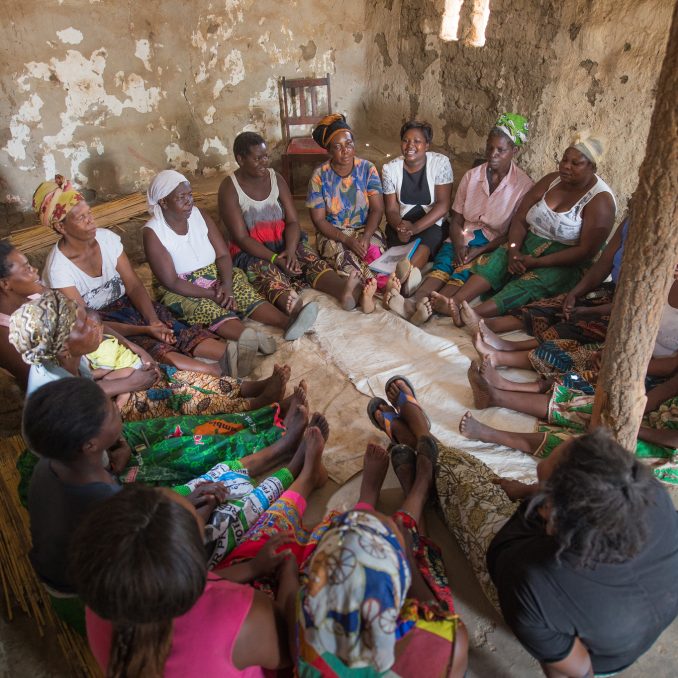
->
[385, 114, 533, 325]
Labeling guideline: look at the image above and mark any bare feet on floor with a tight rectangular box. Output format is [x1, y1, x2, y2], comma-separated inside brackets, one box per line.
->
[340, 270, 360, 311]
[467, 360, 494, 409]
[297, 425, 329, 488]
[479, 355, 519, 391]
[285, 290, 302, 316]
[280, 379, 308, 416]
[430, 290, 453, 316]
[460, 300, 481, 334]
[361, 277, 378, 314]
[282, 400, 310, 449]
[358, 443, 390, 507]
[409, 297, 432, 326]
[479, 319, 516, 352]
[459, 410, 494, 442]
[259, 363, 291, 404]
[308, 411, 330, 441]
[472, 330, 497, 365]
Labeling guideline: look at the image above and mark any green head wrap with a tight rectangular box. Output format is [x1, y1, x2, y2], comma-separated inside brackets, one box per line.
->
[494, 113, 529, 147]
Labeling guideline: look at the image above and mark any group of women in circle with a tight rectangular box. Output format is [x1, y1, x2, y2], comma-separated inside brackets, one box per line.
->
[0, 106, 677, 678]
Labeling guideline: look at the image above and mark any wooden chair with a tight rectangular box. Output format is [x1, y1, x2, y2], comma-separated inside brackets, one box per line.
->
[280, 73, 332, 198]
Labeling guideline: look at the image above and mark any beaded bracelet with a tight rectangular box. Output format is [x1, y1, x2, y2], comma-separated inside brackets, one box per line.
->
[270, 253, 278, 264]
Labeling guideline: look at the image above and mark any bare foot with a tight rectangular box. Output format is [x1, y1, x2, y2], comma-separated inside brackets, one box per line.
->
[282, 403, 310, 458]
[479, 355, 520, 391]
[308, 411, 330, 441]
[259, 363, 291, 405]
[473, 331, 497, 365]
[361, 277, 378, 314]
[357, 443, 390, 507]
[340, 270, 360, 311]
[280, 379, 308, 416]
[467, 360, 494, 409]
[430, 290, 453, 316]
[478, 319, 517, 352]
[286, 290, 303, 316]
[297, 426, 329, 488]
[459, 410, 495, 443]
[460, 300, 481, 334]
[409, 297, 432, 326]
[383, 272, 401, 301]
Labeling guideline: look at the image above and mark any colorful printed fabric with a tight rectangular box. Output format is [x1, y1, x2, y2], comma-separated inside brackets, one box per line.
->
[118, 364, 252, 421]
[157, 263, 265, 330]
[495, 113, 529, 147]
[538, 390, 678, 486]
[435, 441, 518, 610]
[298, 510, 412, 673]
[528, 340, 602, 391]
[97, 294, 214, 363]
[306, 158, 383, 230]
[32, 175, 85, 230]
[427, 229, 490, 286]
[312, 113, 352, 149]
[9, 290, 78, 366]
[472, 231, 586, 314]
[120, 405, 284, 485]
[246, 239, 332, 304]
[176, 462, 294, 567]
[316, 226, 386, 284]
[509, 287, 614, 343]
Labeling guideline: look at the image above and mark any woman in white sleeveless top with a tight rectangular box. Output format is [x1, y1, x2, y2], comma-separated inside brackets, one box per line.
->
[144, 171, 320, 367]
[219, 132, 378, 314]
[432, 132, 617, 328]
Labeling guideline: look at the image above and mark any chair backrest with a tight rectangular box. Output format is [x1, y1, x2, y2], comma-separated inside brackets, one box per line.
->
[281, 74, 331, 142]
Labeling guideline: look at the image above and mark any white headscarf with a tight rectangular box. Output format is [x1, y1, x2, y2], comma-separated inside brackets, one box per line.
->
[146, 170, 189, 222]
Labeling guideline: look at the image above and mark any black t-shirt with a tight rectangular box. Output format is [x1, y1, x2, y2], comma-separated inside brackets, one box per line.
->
[28, 458, 121, 594]
[487, 483, 678, 674]
[401, 164, 431, 223]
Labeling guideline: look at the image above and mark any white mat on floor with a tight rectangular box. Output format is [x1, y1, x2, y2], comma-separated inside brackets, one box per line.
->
[303, 290, 538, 482]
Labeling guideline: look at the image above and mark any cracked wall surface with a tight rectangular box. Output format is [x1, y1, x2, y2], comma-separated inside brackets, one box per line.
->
[363, 0, 672, 213]
[0, 0, 369, 210]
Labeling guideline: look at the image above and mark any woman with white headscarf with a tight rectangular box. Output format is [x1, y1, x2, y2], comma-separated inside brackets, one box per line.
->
[144, 170, 319, 350]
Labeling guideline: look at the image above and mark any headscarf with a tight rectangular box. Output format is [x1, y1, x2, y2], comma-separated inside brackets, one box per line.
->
[32, 175, 86, 231]
[9, 290, 79, 366]
[570, 130, 605, 166]
[494, 113, 529, 147]
[312, 113, 352, 149]
[298, 510, 411, 673]
[146, 169, 190, 223]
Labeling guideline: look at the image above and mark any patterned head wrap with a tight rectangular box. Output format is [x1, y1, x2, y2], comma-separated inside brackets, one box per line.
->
[32, 175, 86, 231]
[298, 510, 412, 673]
[9, 290, 79, 366]
[494, 113, 529, 147]
[146, 169, 190, 223]
[312, 113, 352, 149]
[570, 130, 605, 166]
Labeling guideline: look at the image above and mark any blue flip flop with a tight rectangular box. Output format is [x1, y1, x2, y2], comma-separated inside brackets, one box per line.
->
[384, 374, 431, 427]
[367, 397, 400, 442]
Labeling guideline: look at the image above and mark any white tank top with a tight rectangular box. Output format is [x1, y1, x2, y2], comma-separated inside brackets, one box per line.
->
[143, 207, 216, 275]
[527, 175, 616, 245]
[653, 301, 678, 358]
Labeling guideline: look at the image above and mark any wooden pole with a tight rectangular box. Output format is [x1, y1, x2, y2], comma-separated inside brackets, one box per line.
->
[590, 0, 678, 448]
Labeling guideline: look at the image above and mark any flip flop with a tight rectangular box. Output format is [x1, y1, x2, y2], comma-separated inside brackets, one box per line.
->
[284, 301, 318, 340]
[385, 374, 431, 428]
[416, 434, 439, 472]
[395, 259, 423, 297]
[367, 397, 400, 442]
[236, 328, 258, 377]
[390, 443, 416, 475]
[256, 332, 277, 355]
[383, 291, 409, 319]
[219, 341, 239, 377]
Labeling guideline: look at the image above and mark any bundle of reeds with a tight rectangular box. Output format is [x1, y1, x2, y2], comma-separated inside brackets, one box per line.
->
[10, 190, 215, 255]
[0, 435, 101, 676]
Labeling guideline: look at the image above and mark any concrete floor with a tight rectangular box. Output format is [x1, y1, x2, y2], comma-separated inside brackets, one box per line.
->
[1, 162, 677, 677]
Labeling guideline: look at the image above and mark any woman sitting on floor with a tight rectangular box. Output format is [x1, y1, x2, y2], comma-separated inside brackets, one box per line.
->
[23, 379, 323, 609]
[369, 383, 678, 675]
[432, 132, 616, 326]
[219, 132, 373, 316]
[35, 176, 245, 376]
[0, 240, 44, 387]
[145, 170, 317, 352]
[462, 215, 629, 343]
[306, 113, 384, 312]
[9, 290, 288, 419]
[381, 120, 453, 289]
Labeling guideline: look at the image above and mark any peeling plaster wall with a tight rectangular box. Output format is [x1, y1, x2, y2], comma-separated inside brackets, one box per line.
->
[363, 0, 671, 212]
[0, 0, 370, 210]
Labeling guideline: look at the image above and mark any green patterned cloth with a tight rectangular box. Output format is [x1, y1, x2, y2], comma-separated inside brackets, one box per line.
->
[495, 113, 529, 146]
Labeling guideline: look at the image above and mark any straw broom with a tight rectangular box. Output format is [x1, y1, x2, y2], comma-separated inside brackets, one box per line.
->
[0, 436, 102, 677]
[10, 191, 215, 256]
